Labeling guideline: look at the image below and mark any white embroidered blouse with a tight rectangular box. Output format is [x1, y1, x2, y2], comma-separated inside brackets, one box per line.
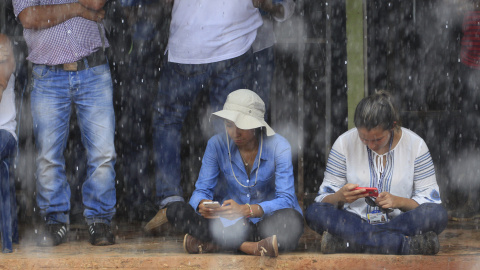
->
[315, 127, 442, 220]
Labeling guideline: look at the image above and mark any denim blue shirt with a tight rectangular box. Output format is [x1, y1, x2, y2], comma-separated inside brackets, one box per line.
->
[189, 133, 303, 223]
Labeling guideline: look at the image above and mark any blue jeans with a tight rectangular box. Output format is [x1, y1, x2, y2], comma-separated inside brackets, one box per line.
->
[31, 63, 116, 225]
[0, 130, 18, 252]
[253, 46, 274, 120]
[305, 202, 448, 254]
[152, 50, 254, 209]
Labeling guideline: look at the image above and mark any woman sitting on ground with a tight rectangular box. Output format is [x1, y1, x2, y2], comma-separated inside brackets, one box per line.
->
[164, 89, 304, 257]
[305, 90, 447, 255]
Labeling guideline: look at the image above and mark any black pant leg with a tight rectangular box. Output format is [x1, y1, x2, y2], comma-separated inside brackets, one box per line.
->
[255, 209, 304, 252]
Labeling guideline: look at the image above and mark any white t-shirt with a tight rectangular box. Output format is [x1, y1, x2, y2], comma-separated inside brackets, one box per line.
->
[0, 74, 17, 141]
[315, 127, 441, 220]
[167, 0, 263, 64]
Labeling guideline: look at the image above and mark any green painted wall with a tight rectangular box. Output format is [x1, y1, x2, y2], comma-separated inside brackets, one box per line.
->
[346, 0, 365, 129]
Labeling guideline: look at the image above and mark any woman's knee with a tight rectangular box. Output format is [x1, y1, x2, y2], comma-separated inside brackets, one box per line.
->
[166, 201, 191, 222]
[265, 209, 304, 251]
[305, 202, 332, 227]
[421, 203, 448, 233]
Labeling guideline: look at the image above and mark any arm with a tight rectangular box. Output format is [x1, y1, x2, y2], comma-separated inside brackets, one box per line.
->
[376, 192, 419, 212]
[18, 3, 105, 30]
[0, 35, 15, 102]
[189, 138, 221, 214]
[252, 0, 284, 19]
[214, 199, 264, 220]
[256, 137, 300, 216]
[274, 0, 295, 22]
[322, 183, 369, 208]
[376, 139, 440, 212]
[78, 0, 107, 11]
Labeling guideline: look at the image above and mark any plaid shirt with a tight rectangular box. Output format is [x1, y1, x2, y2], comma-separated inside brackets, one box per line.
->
[461, 10, 480, 69]
[13, 0, 110, 65]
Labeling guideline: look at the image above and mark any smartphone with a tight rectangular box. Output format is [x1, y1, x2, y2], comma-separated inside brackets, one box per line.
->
[354, 187, 379, 197]
[203, 201, 221, 209]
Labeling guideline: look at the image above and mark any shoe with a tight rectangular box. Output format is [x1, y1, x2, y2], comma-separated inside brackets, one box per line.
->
[321, 231, 348, 254]
[88, 223, 115, 246]
[144, 208, 168, 232]
[37, 223, 68, 247]
[254, 235, 278, 257]
[183, 234, 218, 254]
[408, 231, 440, 255]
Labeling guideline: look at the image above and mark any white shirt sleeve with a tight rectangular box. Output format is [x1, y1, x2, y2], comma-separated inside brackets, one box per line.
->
[411, 140, 442, 205]
[315, 136, 347, 203]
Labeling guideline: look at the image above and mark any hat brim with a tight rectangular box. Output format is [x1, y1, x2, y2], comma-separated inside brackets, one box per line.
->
[212, 110, 275, 136]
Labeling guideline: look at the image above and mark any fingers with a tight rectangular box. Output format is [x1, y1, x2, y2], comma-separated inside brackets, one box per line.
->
[81, 7, 105, 22]
[222, 199, 235, 206]
[343, 183, 359, 191]
[376, 194, 394, 209]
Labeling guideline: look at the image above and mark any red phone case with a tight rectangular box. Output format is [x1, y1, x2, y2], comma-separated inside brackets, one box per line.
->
[354, 187, 379, 197]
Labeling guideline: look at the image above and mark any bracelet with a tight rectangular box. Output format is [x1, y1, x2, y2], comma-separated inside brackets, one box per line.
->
[246, 203, 254, 218]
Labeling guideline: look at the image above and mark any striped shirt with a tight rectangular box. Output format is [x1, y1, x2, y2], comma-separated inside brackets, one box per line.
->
[315, 127, 441, 221]
[461, 10, 480, 69]
[13, 0, 109, 65]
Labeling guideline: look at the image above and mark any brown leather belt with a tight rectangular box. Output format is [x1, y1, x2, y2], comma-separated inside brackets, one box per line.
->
[54, 50, 107, 71]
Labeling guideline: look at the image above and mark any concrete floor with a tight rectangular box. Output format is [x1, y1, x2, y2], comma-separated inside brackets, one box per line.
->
[1, 219, 480, 270]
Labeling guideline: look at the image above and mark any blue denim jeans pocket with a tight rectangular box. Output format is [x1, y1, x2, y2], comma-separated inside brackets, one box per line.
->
[90, 63, 110, 76]
[32, 65, 52, 80]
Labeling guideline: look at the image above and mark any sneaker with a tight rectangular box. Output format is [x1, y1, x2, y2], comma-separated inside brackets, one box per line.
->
[254, 235, 278, 257]
[37, 223, 68, 247]
[144, 208, 168, 232]
[321, 231, 349, 254]
[183, 234, 218, 254]
[408, 231, 440, 255]
[88, 223, 115, 246]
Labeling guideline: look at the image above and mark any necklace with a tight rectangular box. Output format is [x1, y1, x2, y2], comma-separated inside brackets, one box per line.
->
[226, 128, 263, 188]
[239, 150, 257, 168]
[240, 153, 249, 167]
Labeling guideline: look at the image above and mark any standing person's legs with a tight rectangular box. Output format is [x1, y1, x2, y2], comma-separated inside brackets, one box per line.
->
[152, 61, 211, 209]
[31, 66, 72, 246]
[209, 50, 255, 133]
[74, 63, 116, 246]
[0, 130, 15, 161]
[252, 47, 274, 121]
[74, 63, 117, 225]
[31, 66, 72, 225]
[119, 40, 157, 221]
[450, 64, 480, 220]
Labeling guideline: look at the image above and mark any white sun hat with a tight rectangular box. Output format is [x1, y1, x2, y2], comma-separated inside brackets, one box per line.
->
[212, 89, 275, 136]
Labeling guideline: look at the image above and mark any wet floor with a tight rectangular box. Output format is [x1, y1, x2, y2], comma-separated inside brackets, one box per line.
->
[2, 219, 480, 269]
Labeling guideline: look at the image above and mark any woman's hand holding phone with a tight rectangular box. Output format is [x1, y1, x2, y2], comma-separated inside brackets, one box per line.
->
[198, 200, 221, 219]
[214, 199, 249, 220]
